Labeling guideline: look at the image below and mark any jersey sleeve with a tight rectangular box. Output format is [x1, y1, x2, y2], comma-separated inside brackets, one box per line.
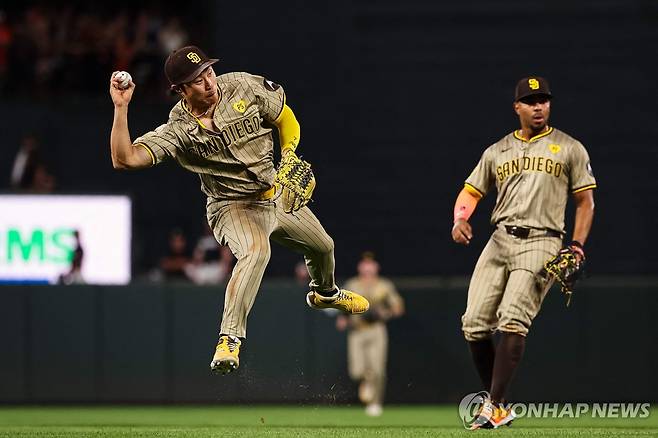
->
[245, 73, 286, 123]
[464, 146, 495, 197]
[569, 141, 597, 193]
[133, 123, 180, 165]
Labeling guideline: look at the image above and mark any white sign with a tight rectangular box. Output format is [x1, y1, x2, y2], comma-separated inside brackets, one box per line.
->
[0, 195, 131, 285]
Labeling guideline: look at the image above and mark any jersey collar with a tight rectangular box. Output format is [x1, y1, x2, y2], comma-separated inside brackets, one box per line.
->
[514, 126, 553, 143]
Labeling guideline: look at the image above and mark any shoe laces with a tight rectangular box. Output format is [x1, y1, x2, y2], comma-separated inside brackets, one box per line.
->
[335, 290, 351, 301]
[220, 336, 239, 352]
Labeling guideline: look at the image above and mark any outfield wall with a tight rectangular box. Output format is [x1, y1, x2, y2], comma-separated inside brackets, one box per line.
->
[0, 279, 656, 404]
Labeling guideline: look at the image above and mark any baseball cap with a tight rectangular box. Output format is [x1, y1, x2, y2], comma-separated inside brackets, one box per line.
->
[164, 45, 219, 86]
[514, 77, 552, 101]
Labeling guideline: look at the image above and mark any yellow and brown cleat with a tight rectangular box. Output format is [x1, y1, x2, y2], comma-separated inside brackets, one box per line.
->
[210, 335, 241, 375]
[469, 398, 495, 430]
[490, 404, 516, 428]
[306, 288, 370, 314]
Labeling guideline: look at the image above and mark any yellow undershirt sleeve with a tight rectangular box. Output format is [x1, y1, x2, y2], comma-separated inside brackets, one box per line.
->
[273, 104, 300, 155]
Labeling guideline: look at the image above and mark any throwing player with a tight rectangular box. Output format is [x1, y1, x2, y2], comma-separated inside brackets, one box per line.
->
[451, 77, 596, 428]
[108, 45, 369, 375]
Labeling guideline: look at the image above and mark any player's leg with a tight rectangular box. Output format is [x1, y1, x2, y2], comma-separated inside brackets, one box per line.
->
[366, 324, 387, 416]
[487, 269, 534, 427]
[490, 236, 562, 420]
[271, 204, 335, 292]
[206, 199, 277, 374]
[270, 203, 369, 313]
[348, 330, 367, 395]
[461, 230, 508, 391]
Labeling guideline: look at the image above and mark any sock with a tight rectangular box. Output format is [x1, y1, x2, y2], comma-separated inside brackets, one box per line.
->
[468, 338, 496, 392]
[490, 332, 526, 404]
[316, 287, 340, 298]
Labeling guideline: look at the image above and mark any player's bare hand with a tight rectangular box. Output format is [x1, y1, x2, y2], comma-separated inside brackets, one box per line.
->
[452, 219, 473, 245]
[109, 71, 135, 107]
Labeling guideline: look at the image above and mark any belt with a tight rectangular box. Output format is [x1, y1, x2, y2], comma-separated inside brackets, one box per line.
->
[504, 225, 561, 239]
[257, 185, 277, 201]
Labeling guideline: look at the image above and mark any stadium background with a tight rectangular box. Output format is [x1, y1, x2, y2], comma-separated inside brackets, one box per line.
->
[0, 0, 656, 409]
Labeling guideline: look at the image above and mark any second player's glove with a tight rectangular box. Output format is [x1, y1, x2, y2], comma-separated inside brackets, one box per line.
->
[274, 151, 316, 214]
[541, 242, 585, 306]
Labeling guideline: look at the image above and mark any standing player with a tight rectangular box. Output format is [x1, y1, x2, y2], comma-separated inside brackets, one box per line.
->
[108, 45, 369, 375]
[336, 252, 404, 417]
[451, 77, 596, 428]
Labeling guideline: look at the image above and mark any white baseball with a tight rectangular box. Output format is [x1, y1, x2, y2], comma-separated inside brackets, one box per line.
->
[114, 71, 132, 89]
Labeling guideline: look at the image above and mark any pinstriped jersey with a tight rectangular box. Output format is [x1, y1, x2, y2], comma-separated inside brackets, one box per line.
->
[465, 127, 597, 233]
[344, 277, 402, 327]
[134, 72, 285, 199]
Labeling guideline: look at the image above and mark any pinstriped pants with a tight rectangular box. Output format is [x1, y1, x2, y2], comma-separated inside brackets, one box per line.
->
[348, 323, 387, 405]
[206, 198, 336, 338]
[461, 227, 562, 341]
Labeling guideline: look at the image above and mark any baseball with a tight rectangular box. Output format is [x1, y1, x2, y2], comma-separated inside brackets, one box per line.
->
[114, 71, 132, 89]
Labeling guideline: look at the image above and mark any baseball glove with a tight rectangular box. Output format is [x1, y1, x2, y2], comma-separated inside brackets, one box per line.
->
[274, 151, 316, 214]
[541, 244, 585, 306]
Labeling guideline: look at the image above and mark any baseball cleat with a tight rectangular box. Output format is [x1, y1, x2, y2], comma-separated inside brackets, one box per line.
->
[365, 403, 383, 417]
[469, 398, 495, 430]
[490, 404, 516, 428]
[306, 289, 370, 314]
[210, 335, 241, 375]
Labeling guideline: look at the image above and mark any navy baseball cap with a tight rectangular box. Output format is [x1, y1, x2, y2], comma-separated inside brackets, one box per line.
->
[514, 77, 553, 101]
[164, 45, 218, 86]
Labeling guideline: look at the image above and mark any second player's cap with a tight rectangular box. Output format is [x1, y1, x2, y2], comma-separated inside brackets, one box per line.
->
[164, 45, 219, 86]
[514, 77, 552, 101]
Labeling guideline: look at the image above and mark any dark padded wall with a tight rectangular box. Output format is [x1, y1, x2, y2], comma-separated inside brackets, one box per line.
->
[1, 280, 656, 403]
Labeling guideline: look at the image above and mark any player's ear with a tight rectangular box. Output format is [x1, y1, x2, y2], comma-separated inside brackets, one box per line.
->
[513, 101, 520, 115]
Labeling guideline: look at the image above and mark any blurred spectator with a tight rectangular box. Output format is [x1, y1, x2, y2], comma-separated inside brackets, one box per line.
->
[0, 10, 11, 90]
[158, 17, 188, 55]
[59, 230, 85, 285]
[10, 134, 57, 193]
[1, 5, 198, 98]
[294, 260, 310, 286]
[185, 223, 234, 285]
[336, 252, 405, 417]
[159, 228, 192, 282]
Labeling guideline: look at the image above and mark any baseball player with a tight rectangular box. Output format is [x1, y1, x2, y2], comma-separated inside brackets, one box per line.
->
[108, 45, 369, 375]
[451, 77, 596, 428]
[336, 252, 404, 417]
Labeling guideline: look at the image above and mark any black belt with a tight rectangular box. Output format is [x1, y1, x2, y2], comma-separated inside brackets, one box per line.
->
[504, 225, 561, 239]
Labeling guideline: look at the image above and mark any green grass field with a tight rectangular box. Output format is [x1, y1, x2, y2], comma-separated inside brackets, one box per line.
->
[0, 405, 655, 437]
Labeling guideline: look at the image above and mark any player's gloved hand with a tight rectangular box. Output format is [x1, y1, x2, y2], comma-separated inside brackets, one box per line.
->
[274, 150, 316, 214]
[452, 219, 473, 245]
[542, 241, 586, 306]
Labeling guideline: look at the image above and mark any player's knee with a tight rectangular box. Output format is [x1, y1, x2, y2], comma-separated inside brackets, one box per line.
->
[461, 313, 493, 341]
[309, 234, 333, 257]
[245, 240, 271, 266]
[319, 234, 334, 255]
[463, 328, 492, 342]
[497, 321, 529, 337]
[496, 308, 532, 337]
